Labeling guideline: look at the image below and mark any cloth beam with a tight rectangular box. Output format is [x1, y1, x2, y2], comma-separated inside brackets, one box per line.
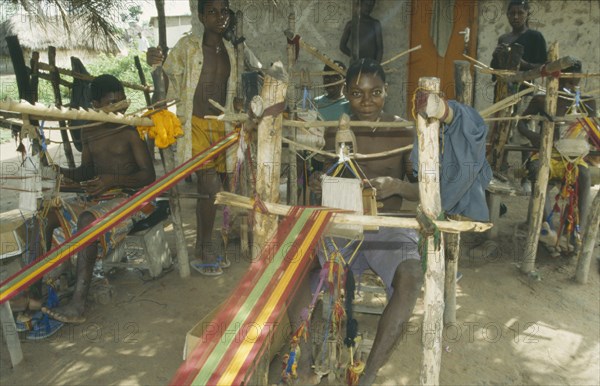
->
[170, 207, 333, 386]
[0, 131, 239, 304]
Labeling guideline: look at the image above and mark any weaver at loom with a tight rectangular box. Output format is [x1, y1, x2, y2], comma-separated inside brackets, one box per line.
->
[35, 75, 157, 324]
[519, 60, 599, 256]
[285, 58, 492, 385]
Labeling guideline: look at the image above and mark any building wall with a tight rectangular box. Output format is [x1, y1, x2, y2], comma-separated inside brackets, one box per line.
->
[222, 0, 411, 117]
[475, 0, 600, 112]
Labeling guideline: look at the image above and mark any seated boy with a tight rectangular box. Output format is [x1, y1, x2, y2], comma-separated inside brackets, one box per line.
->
[41, 74, 156, 323]
[313, 61, 351, 121]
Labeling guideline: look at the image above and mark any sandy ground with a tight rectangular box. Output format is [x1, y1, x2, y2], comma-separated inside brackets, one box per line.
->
[1, 145, 599, 386]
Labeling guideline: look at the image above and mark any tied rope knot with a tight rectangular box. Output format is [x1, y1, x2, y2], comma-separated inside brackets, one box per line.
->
[416, 206, 445, 272]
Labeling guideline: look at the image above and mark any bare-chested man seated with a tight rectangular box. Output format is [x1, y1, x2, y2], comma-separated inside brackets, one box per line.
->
[289, 59, 490, 385]
[41, 74, 156, 323]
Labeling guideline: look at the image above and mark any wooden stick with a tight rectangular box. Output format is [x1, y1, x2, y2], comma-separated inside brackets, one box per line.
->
[287, 12, 298, 206]
[521, 42, 561, 274]
[381, 45, 422, 66]
[283, 30, 346, 76]
[417, 77, 445, 386]
[0, 100, 154, 127]
[48, 46, 76, 168]
[283, 119, 414, 129]
[253, 62, 289, 258]
[37, 62, 152, 93]
[575, 190, 600, 284]
[453, 60, 472, 106]
[503, 55, 577, 83]
[282, 137, 413, 160]
[215, 192, 493, 233]
[479, 87, 536, 118]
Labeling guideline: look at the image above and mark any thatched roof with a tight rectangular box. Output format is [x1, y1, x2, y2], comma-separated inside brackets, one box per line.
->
[0, 14, 122, 55]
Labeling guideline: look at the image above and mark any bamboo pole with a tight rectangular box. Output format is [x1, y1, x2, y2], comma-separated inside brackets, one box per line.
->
[215, 192, 492, 234]
[575, 190, 600, 284]
[521, 42, 560, 274]
[417, 77, 445, 386]
[48, 46, 76, 168]
[37, 62, 152, 93]
[0, 100, 154, 126]
[253, 62, 289, 258]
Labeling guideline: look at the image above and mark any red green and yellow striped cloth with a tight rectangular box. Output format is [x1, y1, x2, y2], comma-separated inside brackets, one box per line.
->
[170, 206, 333, 386]
[0, 131, 239, 305]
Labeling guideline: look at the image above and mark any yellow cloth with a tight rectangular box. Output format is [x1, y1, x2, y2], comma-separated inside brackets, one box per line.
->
[191, 116, 226, 172]
[531, 150, 588, 180]
[136, 109, 183, 149]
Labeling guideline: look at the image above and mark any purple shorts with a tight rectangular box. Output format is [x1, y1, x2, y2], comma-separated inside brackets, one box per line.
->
[318, 227, 420, 297]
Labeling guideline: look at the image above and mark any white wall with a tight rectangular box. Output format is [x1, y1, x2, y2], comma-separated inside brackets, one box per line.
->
[475, 0, 600, 112]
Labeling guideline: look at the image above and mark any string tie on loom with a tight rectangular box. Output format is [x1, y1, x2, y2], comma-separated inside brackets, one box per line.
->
[416, 206, 444, 273]
[540, 63, 560, 79]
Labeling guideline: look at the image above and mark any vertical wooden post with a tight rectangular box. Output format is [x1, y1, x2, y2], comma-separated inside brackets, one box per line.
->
[235, 9, 250, 260]
[444, 230, 459, 325]
[0, 268, 23, 367]
[417, 77, 445, 386]
[253, 62, 288, 258]
[5, 36, 30, 101]
[287, 12, 298, 206]
[443, 61, 472, 325]
[575, 191, 600, 284]
[453, 60, 472, 106]
[149, 0, 189, 278]
[48, 46, 76, 168]
[134, 56, 152, 106]
[521, 42, 560, 274]
[134, 55, 156, 160]
[29, 51, 39, 103]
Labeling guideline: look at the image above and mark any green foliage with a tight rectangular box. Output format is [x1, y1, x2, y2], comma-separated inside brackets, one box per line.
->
[87, 50, 154, 113]
[0, 51, 152, 112]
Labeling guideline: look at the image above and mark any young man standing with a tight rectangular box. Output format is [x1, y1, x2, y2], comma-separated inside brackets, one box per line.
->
[148, 0, 236, 275]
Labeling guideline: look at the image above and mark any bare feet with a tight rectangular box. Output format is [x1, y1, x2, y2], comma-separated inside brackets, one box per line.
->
[42, 305, 86, 324]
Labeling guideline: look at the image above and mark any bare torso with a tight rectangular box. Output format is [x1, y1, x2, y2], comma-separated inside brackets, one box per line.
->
[81, 125, 150, 182]
[193, 43, 231, 117]
[324, 113, 414, 212]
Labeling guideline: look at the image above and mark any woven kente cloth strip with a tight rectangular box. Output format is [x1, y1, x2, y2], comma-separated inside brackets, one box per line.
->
[170, 207, 333, 386]
[0, 131, 239, 304]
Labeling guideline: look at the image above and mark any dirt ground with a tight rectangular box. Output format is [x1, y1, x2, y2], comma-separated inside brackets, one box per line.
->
[1, 145, 599, 386]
